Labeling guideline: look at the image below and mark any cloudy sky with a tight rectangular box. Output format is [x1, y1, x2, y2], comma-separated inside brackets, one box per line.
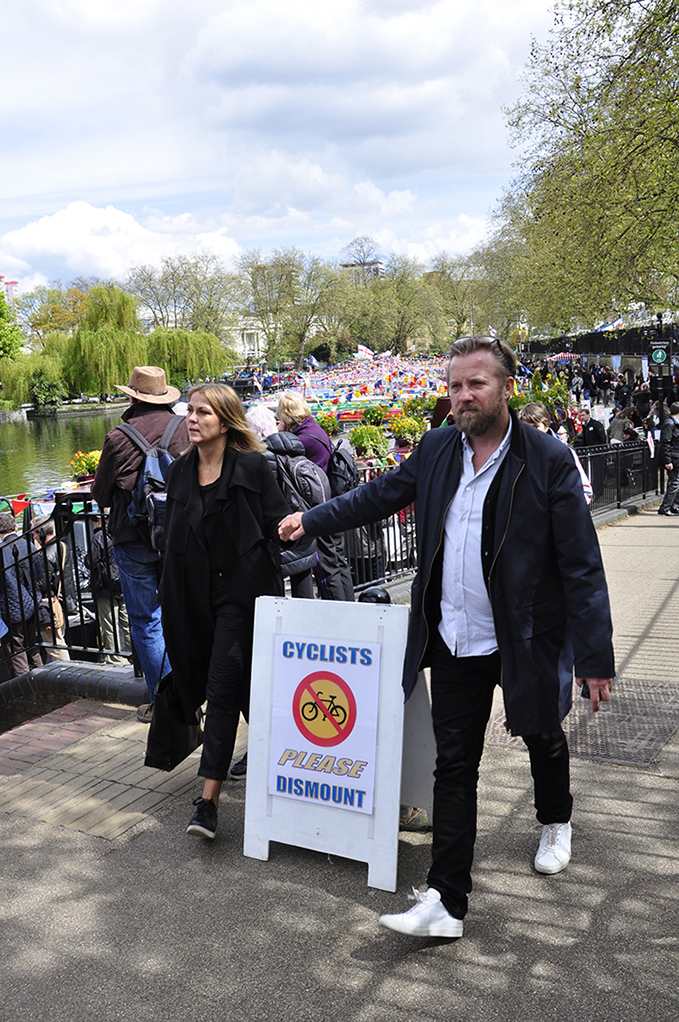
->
[0, 0, 554, 292]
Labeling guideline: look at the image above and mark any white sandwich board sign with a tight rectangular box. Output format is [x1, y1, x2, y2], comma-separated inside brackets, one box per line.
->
[244, 596, 409, 891]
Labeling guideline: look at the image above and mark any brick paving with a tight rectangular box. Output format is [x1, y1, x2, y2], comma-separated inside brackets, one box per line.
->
[0, 698, 246, 839]
[0, 700, 132, 777]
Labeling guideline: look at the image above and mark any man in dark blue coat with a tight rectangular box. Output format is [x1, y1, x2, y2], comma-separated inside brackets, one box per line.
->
[279, 336, 614, 939]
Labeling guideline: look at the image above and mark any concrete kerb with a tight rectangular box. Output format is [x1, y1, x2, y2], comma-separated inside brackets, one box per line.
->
[0, 662, 146, 710]
[593, 492, 662, 527]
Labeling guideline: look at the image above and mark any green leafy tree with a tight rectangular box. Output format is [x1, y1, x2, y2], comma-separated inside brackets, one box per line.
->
[65, 284, 148, 394]
[424, 253, 489, 346]
[236, 248, 337, 367]
[0, 291, 23, 361]
[280, 251, 337, 367]
[29, 367, 65, 412]
[502, 0, 679, 328]
[0, 354, 30, 406]
[236, 249, 292, 360]
[382, 255, 428, 352]
[17, 280, 92, 339]
[0, 331, 73, 408]
[126, 252, 238, 343]
[327, 269, 395, 352]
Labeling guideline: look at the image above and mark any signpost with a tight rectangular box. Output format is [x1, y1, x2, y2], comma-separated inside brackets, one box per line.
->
[649, 317, 675, 414]
[244, 596, 410, 891]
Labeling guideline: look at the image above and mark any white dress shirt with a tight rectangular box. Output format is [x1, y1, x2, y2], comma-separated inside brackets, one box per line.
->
[438, 420, 512, 658]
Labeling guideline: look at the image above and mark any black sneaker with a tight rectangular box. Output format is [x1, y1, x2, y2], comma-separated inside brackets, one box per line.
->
[186, 797, 218, 839]
[230, 752, 247, 779]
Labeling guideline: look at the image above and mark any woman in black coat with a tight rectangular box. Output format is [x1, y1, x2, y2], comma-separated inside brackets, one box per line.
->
[160, 383, 289, 840]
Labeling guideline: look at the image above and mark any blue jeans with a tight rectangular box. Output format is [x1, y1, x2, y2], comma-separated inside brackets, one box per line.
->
[113, 542, 169, 701]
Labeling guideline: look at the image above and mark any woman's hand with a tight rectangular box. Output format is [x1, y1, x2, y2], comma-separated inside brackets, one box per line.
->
[278, 513, 305, 541]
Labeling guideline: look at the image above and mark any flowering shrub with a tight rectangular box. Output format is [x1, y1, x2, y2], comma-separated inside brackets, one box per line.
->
[349, 424, 389, 459]
[69, 449, 101, 478]
[316, 411, 339, 435]
[361, 404, 388, 426]
[390, 415, 425, 446]
[403, 395, 437, 422]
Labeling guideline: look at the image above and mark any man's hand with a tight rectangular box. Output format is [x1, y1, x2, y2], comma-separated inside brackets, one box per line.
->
[666, 463, 673, 471]
[576, 677, 613, 712]
[278, 512, 305, 541]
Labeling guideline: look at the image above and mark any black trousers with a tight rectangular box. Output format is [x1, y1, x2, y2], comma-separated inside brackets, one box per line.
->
[315, 534, 355, 601]
[198, 604, 253, 782]
[426, 634, 572, 920]
[659, 463, 679, 512]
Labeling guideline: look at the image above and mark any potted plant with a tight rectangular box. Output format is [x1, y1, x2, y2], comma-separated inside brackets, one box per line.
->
[361, 404, 388, 426]
[316, 411, 340, 435]
[348, 424, 389, 459]
[69, 449, 102, 483]
[390, 416, 424, 448]
[401, 395, 437, 423]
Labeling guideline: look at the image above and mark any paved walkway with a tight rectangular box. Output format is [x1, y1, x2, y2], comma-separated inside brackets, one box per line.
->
[0, 506, 678, 1022]
[0, 702, 205, 838]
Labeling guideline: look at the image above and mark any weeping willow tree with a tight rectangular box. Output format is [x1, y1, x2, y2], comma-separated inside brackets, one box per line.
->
[147, 327, 235, 387]
[0, 338, 67, 410]
[64, 283, 148, 394]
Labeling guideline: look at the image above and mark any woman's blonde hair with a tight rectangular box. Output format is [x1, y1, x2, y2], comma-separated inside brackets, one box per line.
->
[187, 383, 265, 453]
[276, 391, 311, 429]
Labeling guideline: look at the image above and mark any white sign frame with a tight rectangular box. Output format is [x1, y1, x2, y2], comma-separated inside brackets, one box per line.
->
[244, 596, 409, 891]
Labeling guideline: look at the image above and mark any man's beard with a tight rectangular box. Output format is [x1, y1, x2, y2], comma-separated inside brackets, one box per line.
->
[452, 393, 505, 437]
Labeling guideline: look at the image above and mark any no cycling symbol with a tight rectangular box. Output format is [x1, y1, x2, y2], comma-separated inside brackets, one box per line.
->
[292, 670, 357, 747]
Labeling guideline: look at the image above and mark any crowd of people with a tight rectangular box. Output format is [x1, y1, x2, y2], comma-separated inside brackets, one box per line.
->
[83, 349, 612, 940]
[0, 511, 79, 681]
[2, 342, 674, 942]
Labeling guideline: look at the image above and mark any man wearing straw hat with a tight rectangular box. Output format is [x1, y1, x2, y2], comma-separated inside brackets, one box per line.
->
[92, 367, 189, 722]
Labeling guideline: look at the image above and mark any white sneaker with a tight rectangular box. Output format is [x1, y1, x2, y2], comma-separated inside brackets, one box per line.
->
[378, 887, 464, 938]
[534, 822, 572, 874]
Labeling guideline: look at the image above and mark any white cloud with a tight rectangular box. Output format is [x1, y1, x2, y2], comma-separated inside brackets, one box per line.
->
[3, 203, 239, 286]
[0, 0, 555, 285]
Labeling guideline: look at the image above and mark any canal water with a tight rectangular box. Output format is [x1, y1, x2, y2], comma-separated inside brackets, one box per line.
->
[0, 407, 125, 497]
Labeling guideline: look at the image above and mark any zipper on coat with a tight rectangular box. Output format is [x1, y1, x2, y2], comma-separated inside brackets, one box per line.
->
[417, 490, 457, 672]
[487, 462, 523, 706]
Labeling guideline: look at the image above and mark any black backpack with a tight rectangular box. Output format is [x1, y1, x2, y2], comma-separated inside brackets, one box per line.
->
[319, 438, 360, 496]
[115, 416, 183, 551]
[273, 453, 330, 512]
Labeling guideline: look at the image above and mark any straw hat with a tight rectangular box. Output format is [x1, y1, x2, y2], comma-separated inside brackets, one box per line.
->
[115, 366, 181, 404]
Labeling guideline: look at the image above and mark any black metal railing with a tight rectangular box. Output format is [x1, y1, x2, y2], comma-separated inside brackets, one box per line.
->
[0, 441, 660, 677]
[0, 492, 134, 680]
[576, 439, 657, 513]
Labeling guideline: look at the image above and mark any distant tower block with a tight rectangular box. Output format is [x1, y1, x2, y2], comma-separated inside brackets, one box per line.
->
[3, 280, 18, 305]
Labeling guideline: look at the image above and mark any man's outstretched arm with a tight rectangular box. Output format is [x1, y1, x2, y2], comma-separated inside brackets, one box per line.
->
[279, 512, 305, 541]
